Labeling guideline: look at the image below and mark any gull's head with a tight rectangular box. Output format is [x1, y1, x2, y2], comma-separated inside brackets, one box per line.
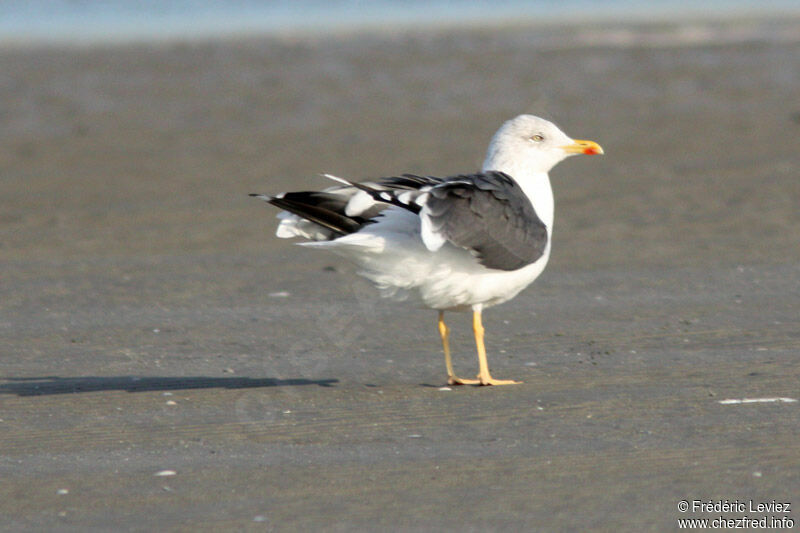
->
[483, 114, 603, 175]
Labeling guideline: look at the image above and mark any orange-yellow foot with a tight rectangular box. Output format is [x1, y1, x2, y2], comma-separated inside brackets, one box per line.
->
[448, 376, 481, 386]
[478, 376, 523, 386]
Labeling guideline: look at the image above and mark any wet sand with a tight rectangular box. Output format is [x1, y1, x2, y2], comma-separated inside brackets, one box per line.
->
[2, 18, 800, 531]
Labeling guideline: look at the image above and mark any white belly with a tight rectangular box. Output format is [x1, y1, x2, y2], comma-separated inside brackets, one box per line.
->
[305, 208, 551, 311]
[413, 243, 551, 311]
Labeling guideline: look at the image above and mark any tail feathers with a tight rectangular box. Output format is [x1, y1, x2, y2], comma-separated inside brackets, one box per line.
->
[299, 231, 386, 252]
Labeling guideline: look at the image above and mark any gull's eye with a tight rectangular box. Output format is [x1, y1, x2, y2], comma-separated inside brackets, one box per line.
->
[529, 134, 544, 142]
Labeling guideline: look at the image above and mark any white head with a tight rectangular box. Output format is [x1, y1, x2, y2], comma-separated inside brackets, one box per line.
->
[483, 114, 603, 175]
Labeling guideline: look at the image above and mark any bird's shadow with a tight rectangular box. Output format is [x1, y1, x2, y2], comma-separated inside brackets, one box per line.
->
[0, 375, 338, 396]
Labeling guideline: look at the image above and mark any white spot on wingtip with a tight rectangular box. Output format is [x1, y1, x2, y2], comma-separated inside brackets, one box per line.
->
[345, 190, 375, 216]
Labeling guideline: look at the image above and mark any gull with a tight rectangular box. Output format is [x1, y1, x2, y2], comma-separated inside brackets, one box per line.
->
[251, 115, 603, 385]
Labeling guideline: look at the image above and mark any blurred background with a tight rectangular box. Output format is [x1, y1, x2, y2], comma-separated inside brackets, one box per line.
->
[2, 0, 800, 44]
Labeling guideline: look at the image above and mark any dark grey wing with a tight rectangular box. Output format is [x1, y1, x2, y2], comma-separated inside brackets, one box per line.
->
[422, 171, 548, 271]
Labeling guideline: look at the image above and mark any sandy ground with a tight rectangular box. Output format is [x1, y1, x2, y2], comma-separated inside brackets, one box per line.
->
[1, 18, 800, 531]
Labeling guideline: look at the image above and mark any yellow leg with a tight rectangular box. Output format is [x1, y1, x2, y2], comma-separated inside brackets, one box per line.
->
[438, 311, 479, 386]
[473, 309, 522, 386]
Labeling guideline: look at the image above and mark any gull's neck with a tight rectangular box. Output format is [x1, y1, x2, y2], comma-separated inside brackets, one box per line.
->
[482, 158, 555, 232]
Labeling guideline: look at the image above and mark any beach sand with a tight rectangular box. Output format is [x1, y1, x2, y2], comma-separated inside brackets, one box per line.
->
[2, 18, 799, 530]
